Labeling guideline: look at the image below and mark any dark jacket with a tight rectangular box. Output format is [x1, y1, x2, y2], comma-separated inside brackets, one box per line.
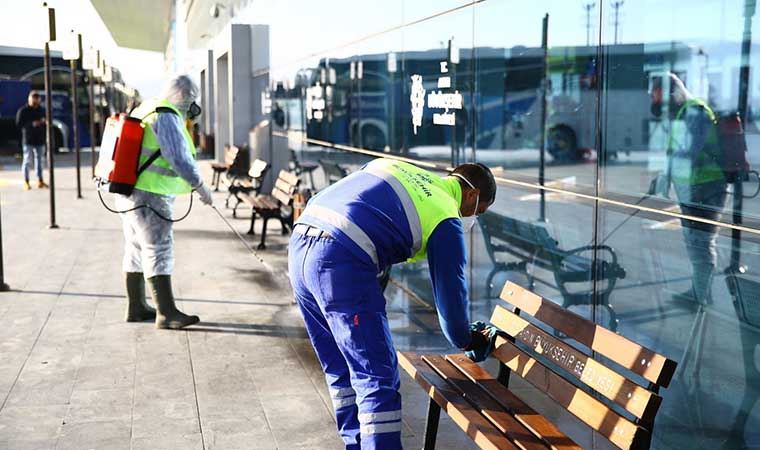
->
[16, 105, 46, 146]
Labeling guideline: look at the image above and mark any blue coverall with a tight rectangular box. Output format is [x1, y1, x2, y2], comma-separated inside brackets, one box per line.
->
[289, 168, 472, 450]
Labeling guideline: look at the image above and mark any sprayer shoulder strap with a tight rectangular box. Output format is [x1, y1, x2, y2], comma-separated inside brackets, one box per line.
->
[136, 106, 179, 176]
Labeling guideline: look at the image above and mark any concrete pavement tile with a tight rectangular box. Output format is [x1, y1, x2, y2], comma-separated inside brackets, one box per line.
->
[201, 414, 275, 450]
[130, 433, 204, 450]
[4, 375, 75, 407]
[247, 363, 321, 398]
[257, 392, 334, 434]
[131, 416, 199, 440]
[195, 389, 263, 418]
[65, 388, 133, 424]
[0, 405, 67, 441]
[132, 396, 198, 421]
[72, 363, 134, 391]
[55, 420, 130, 450]
[80, 345, 136, 366]
[272, 426, 344, 450]
[0, 439, 57, 450]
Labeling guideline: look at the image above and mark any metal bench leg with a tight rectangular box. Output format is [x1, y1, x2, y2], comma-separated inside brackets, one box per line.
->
[422, 398, 441, 450]
[497, 361, 512, 387]
[279, 216, 290, 235]
[247, 211, 256, 235]
[258, 217, 270, 250]
[213, 172, 221, 192]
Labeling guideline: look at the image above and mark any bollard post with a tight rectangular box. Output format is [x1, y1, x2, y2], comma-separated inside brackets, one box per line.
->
[67, 32, 83, 199]
[0, 193, 10, 292]
[42, 4, 58, 229]
[89, 70, 96, 176]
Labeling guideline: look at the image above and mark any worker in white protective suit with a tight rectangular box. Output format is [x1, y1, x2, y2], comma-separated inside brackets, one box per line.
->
[115, 75, 214, 329]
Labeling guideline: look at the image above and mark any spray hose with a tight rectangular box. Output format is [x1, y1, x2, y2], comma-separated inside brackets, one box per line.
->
[96, 188, 194, 223]
[97, 184, 287, 283]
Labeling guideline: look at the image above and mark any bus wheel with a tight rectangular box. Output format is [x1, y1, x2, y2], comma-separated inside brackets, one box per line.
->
[547, 125, 578, 162]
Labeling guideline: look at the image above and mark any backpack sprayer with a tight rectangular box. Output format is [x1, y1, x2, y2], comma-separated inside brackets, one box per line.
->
[94, 108, 193, 222]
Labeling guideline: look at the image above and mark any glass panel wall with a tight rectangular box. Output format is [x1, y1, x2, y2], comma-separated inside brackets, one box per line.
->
[233, 0, 760, 447]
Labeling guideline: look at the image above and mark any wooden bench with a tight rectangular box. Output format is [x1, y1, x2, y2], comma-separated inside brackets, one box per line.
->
[238, 170, 300, 249]
[227, 158, 270, 217]
[479, 211, 626, 329]
[399, 281, 678, 450]
[319, 159, 349, 185]
[210, 145, 248, 191]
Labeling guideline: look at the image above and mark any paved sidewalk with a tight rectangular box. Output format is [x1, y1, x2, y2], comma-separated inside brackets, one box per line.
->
[0, 156, 480, 450]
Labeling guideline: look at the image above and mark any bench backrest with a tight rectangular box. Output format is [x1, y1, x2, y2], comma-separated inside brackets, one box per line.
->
[226, 146, 250, 177]
[319, 160, 347, 184]
[490, 281, 677, 450]
[272, 170, 300, 206]
[249, 158, 270, 180]
[224, 146, 238, 166]
[479, 211, 562, 266]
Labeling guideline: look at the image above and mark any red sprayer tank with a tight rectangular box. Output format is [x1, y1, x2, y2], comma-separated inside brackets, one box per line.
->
[95, 113, 146, 195]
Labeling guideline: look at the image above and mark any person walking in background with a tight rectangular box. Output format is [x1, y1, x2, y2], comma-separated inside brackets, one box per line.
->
[15, 91, 48, 190]
[668, 73, 727, 304]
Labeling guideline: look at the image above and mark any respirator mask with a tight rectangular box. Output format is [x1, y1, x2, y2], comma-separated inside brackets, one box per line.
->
[187, 101, 202, 120]
[451, 173, 480, 233]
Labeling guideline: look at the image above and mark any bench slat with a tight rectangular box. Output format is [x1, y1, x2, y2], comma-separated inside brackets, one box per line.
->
[422, 355, 550, 450]
[491, 337, 649, 450]
[446, 355, 582, 450]
[239, 193, 263, 209]
[500, 282, 677, 387]
[272, 187, 291, 206]
[225, 146, 240, 165]
[398, 352, 520, 450]
[250, 159, 269, 178]
[275, 178, 296, 195]
[256, 195, 279, 210]
[278, 170, 300, 186]
[490, 305, 662, 422]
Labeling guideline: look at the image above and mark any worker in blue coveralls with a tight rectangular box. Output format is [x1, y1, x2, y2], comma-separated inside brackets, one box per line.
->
[288, 158, 499, 450]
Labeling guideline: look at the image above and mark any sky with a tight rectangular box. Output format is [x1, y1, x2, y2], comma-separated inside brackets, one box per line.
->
[0, 0, 165, 97]
[0, 0, 751, 99]
[226, 0, 751, 85]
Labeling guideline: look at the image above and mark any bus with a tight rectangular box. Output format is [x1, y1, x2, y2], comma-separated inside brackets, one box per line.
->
[0, 45, 138, 151]
[288, 41, 712, 163]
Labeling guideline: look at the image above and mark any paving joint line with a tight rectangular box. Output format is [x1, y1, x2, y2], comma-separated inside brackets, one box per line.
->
[185, 331, 207, 450]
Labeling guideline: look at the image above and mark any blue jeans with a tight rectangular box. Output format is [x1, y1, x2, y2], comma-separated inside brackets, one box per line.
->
[22, 145, 44, 182]
[288, 231, 402, 450]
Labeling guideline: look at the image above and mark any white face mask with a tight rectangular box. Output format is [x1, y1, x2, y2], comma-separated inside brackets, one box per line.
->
[451, 173, 480, 233]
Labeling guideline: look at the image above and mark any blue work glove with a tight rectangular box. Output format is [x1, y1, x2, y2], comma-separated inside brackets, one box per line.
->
[464, 321, 499, 363]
